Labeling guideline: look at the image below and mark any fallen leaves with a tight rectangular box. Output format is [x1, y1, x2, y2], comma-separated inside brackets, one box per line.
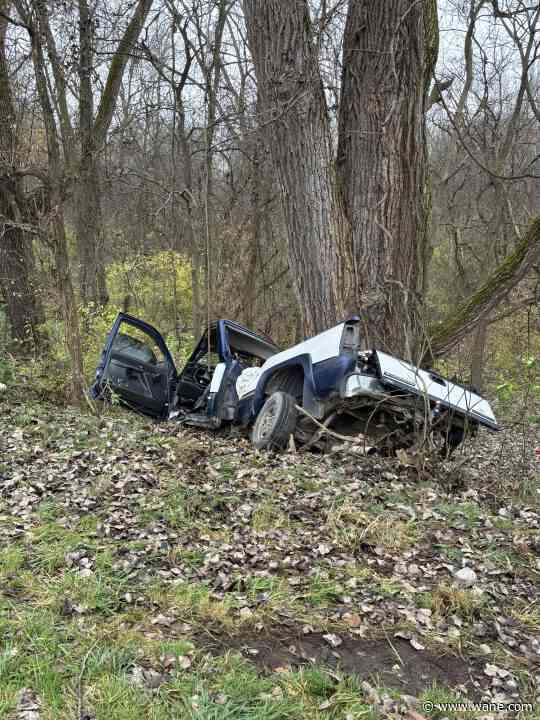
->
[0, 396, 538, 710]
[322, 633, 342, 648]
[14, 688, 41, 720]
[454, 566, 478, 587]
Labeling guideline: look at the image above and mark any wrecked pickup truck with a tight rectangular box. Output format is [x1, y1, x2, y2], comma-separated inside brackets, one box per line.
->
[91, 313, 498, 452]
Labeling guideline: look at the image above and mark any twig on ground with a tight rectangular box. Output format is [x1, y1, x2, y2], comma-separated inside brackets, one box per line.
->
[294, 404, 373, 453]
[382, 626, 404, 667]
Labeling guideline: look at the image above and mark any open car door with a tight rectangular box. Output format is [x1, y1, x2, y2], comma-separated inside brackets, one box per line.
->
[91, 313, 177, 419]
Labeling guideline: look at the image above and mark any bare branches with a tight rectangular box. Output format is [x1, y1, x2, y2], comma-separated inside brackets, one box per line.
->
[430, 216, 540, 357]
[434, 74, 540, 181]
[434, 0, 540, 181]
[455, 0, 487, 122]
[491, 0, 539, 18]
[0, 6, 31, 33]
[94, 0, 155, 145]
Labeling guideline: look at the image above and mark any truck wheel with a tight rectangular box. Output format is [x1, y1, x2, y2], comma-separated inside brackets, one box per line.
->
[251, 391, 298, 450]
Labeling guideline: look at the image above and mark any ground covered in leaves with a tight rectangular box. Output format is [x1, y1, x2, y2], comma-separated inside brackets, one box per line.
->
[0, 395, 538, 719]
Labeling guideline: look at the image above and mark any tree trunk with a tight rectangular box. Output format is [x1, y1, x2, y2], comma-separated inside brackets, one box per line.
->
[201, 0, 230, 327]
[430, 216, 540, 357]
[173, 79, 200, 338]
[337, 0, 438, 358]
[0, 2, 46, 352]
[242, 141, 263, 329]
[191, 251, 201, 339]
[243, 0, 353, 337]
[75, 155, 108, 306]
[0, 215, 46, 352]
[244, 0, 437, 351]
[52, 208, 86, 401]
[470, 319, 487, 391]
[76, 0, 108, 307]
[73, 0, 154, 307]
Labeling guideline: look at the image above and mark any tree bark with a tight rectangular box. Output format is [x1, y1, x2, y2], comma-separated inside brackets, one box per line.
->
[52, 208, 85, 399]
[429, 215, 540, 357]
[337, 0, 438, 357]
[74, 0, 154, 307]
[75, 156, 108, 306]
[243, 0, 353, 337]
[0, 211, 46, 352]
[76, 0, 107, 306]
[470, 319, 488, 391]
[0, 1, 46, 352]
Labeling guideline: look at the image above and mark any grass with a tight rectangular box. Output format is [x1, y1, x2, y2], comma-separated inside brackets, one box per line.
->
[251, 501, 290, 532]
[433, 502, 482, 527]
[1, 394, 537, 718]
[0, 624, 381, 720]
[419, 584, 487, 621]
[509, 599, 540, 629]
[302, 573, 344, 608]
[324, 502, 420, 553]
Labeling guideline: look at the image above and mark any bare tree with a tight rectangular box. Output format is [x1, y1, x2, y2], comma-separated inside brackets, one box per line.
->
[243, 0, 353, 340]
[75, 0, 155, 306]
[429, 0, 540, 370]
[244, 0, 539, 361]
[0, 0, 46, 352]
[243, 0, 438, 355]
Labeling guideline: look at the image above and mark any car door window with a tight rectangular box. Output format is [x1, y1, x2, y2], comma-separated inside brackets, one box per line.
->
[111, 326, 165, 365]
[105, 323, 167, 399]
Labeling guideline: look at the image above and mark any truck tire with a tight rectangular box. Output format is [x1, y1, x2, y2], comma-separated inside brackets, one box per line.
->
[251, 391, 298, 450]
[265, 367, 304, 400]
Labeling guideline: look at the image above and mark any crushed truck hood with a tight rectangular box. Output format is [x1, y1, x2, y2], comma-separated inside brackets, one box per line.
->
[375, 351, 498, 430]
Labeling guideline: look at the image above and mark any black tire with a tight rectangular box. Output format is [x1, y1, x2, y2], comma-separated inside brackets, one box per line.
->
[250, 391, 298, 450]
[265, 368, 304, 400]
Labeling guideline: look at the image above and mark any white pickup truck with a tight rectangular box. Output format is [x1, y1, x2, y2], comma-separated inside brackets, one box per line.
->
[92, 313, 498, 453]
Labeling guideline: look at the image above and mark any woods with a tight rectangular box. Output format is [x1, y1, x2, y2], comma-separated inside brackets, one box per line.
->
[0, 0, 537, 402]
[0, 2, 539, 717]
[245, 0, 438, 353]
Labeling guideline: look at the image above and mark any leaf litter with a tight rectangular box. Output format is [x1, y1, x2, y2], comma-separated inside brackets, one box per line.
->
[0, 396, 538, 716]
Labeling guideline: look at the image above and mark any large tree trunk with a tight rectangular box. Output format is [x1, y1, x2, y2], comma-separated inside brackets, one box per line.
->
[243, 0, 353, 337]
[244, 0, 436, 351]
[0, 2, 46, 352]
[75, 155, 108, 306]
[0, 211, 45, 353]
[337, 0, 438, 358]
[76, 0, 108, 307]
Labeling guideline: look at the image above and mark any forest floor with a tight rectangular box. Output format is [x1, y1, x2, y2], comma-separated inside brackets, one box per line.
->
[0, 394, 538, 719]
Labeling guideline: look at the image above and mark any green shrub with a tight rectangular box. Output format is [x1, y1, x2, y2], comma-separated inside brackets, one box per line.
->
[13, 251, 196, 404]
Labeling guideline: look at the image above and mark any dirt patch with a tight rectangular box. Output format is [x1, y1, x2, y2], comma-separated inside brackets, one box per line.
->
[202, 626, 483, 698]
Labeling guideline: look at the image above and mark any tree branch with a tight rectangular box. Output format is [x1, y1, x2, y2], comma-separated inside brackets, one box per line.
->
[429, 215, 540, 357]
[93, 0, 154, 146]
[0, 7, 31, 33]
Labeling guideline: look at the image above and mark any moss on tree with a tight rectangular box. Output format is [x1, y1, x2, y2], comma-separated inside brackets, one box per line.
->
[429, 215, 540, 357]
